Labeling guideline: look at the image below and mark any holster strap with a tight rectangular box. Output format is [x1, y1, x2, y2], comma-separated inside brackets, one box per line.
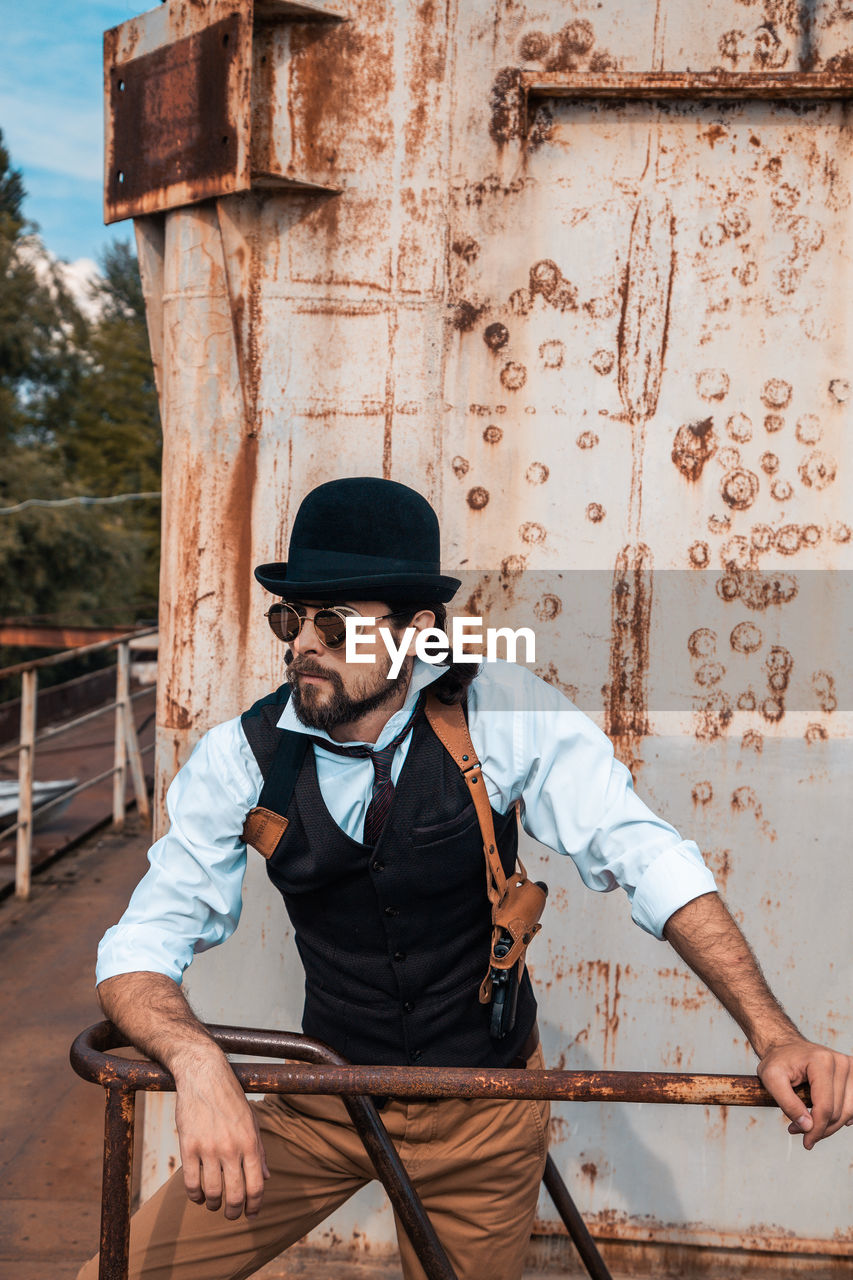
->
[424, 693, 507, 907]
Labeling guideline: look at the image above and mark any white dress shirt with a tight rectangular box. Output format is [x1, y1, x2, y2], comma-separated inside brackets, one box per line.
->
[96, 659, 717, 985]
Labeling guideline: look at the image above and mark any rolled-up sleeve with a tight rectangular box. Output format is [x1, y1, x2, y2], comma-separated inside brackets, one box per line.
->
[469, 663, 717, 939]
[96, 717, 263, 985]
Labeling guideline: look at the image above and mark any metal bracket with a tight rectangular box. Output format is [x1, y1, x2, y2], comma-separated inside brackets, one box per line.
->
[522, 70, 853, 104]
[104, 0, 346, 224]
[518, 70, 853, 141]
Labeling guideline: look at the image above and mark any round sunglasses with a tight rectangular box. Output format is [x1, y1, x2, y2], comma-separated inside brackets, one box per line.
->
[265, 602, 399, 650]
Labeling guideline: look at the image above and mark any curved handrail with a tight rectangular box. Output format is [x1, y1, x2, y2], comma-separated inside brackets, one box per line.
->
[71, 1021, 807, 1107]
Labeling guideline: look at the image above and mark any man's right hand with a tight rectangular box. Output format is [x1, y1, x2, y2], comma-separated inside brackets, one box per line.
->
[172, 1049, 270, 1219]
[97, 970, 270, 1218]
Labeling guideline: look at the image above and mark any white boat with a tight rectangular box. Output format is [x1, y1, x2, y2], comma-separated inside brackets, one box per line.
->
[0, 779, 78, 829]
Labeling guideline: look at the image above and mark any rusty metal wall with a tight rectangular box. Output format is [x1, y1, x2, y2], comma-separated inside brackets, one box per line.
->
[123, 0, 853, 1265]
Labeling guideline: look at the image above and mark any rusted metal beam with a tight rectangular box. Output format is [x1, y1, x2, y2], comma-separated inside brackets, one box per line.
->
[71, 1022, 809, 1108]
[543, 1156, 613, 1280]
[0, 624, 137, 649]
[0, 627, 157, 681]
[523, 71, 853, 101]
[100, 1086, 136, 1280]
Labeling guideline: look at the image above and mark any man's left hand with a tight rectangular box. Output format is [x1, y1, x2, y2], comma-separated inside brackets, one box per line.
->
[757, 1038, 853, 1149]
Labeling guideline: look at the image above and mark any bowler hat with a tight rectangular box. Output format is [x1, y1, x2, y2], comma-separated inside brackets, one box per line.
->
[254, 477, 460, 603]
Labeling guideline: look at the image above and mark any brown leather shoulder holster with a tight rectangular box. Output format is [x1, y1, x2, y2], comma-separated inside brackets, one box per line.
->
[423, 692, 547, 1006]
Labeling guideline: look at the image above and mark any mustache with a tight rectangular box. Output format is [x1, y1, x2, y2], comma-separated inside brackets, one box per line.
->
[287, 658, 338, 681]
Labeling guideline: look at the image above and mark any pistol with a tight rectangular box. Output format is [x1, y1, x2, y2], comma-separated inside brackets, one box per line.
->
[488, 928, 520, 1039]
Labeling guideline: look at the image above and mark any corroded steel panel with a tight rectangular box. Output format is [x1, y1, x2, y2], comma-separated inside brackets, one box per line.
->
[106, 15, 245, 221]
[128, 0, 853, 1266]
[104, 0, 343, 223]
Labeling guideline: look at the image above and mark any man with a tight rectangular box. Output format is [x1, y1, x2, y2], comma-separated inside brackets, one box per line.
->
[81, 477, 852, 1280]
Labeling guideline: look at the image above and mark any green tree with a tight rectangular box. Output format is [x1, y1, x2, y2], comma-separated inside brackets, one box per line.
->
[59, 240, 163, 612]
[0, 130, 161, 627]
[0, 131, 86, 448]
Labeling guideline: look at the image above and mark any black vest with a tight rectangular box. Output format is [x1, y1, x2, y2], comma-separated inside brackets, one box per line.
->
[241, 686, 537, 1067]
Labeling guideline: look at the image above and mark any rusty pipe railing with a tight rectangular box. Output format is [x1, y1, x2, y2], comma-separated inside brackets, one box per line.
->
[71, 1022, 810, 1280]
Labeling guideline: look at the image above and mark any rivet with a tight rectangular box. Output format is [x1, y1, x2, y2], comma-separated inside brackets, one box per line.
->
[462, 754, 469, 761]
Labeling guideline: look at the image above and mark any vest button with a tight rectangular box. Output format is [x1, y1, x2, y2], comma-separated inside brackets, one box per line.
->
[394, 951, 406, 962]
[411, 1049, 423, 1061]
[384, 906, 399, 917]
[372, 858, 385, 872]
[403, 1001, 415, 1013]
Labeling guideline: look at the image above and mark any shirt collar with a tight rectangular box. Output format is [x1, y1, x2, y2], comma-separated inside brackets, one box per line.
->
[276, 657, 446, 748]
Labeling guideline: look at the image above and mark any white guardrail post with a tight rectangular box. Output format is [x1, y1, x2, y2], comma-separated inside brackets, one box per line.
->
[113, 642, 129, 831]
[15, 668, 37, 899]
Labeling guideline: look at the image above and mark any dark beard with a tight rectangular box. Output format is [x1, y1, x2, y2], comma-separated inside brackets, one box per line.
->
[287, 658, 411, 733]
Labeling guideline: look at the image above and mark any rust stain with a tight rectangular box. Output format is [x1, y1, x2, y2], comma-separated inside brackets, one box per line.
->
[730, 622, 762, 654]
[726, 413, 752, 443]
[761, 379, 792, 409]
[482, 425, 503, 444]
[539, 340, 564, 368]
[224, 433, 259, 657]
[672, 418, 717, 482]
[500, 361, 528, 391]
[586, 503, 606, 523]
[489, 66, 524, 144]
[741, 730, 763, 754]
[451, 456, 470, 479]
[799, 450, 837, 489]
[688, 541, 710, 568]
[577, 431, 599, 450]
[694, 691, 734, 743]
[703, 122, 728, 148]
[605, 545, 652, 758]
[812, 671, 837, 714]
[165, 695, 192, 731]
[697, 369, 730, 401]
[526, 462, 549, 484]
[483, 322, 509, 351]
[467, 487, 489, 511]
[451, 236, 480, 266]
[704, 848, 732, 895]
[687, 628, 717, 659]
[534, 595, 562, 622]
[691, 781, 713, 806]
[451, 300, 485, 332]
[519, 522, 546, 545]
[529, 259, 577, 311]
[721, 468, 760, 511]
[617, 197, 675, 424]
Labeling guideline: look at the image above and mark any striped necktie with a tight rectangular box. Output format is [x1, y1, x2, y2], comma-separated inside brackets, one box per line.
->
[309, 701, 422, 846]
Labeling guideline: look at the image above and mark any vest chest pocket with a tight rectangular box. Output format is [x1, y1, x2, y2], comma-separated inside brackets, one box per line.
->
[410, 801, 479, 847]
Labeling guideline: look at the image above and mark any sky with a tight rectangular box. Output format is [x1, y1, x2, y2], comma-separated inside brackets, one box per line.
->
[2, 0, 149, 269]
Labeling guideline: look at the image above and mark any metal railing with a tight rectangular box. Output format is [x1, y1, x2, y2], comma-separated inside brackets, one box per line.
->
[0, 628, 157, 898]
[70, 1022, 811, 1280]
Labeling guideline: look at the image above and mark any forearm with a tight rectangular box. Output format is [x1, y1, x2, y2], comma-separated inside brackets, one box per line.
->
[97, 970, 227, 1079]
[662, 891, 800, 1057]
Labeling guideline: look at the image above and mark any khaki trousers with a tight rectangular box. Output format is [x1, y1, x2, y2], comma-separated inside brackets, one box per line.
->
[77, 1045, 549, 1280]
